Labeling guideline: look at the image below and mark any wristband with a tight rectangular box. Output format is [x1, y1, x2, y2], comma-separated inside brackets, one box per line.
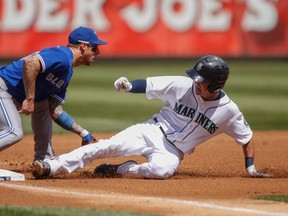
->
[245, 157, 254, 168]
[83, 133, 93, 142]
[130, 79, 146, 93]
[54, 111, 74, 130]
[80, 129, 89, 138]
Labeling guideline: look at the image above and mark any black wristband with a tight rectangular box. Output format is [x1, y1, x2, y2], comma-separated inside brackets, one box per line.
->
[245, 157, 254, 168]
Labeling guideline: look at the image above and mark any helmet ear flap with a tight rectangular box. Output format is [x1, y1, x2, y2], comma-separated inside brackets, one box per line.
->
[208, 84, 221, 93]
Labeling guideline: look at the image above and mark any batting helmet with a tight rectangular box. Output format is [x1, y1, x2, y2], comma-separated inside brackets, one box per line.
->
[186, 55, 229, 93]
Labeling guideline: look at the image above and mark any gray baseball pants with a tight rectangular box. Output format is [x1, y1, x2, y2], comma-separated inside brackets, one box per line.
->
[0, 77, 54, 160]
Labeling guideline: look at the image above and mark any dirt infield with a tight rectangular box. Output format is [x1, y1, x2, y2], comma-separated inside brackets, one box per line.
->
[0, 131, 288, 216]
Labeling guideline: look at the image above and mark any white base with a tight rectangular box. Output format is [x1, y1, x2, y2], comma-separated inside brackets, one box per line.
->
[0, 169, 25, 181]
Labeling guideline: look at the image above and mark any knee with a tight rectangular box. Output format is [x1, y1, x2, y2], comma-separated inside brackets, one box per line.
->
[14, 128, 24, 142]
[152, 165, 176, 179]
[9, 127, 23, 143]
[0, 128, 23, 151]
[143, 163, 177, 179]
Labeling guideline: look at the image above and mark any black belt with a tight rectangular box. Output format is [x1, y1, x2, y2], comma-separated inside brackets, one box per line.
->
[153, 117, 184, 154]
[153, 117, 167, 138]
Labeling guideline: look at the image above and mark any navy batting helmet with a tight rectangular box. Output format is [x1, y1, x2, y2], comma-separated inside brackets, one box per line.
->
[186, 55, 229, 93]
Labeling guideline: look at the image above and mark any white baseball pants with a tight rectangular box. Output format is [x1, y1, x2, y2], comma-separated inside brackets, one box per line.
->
[46, 119, 184, 179]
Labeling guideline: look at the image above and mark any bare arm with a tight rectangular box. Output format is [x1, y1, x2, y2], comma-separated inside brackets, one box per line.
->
[19, 55, 41, 115]
[242, 138, 271, 177]
[48, 97, 84, 135]
[242, 139, 254, 158]
[48, 97, 97, 145]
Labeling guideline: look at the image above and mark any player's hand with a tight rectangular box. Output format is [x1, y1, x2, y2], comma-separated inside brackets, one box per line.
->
[18, 99, 34, 115]
[81, 133, 97, 146]
[246, 165, 272, 178]
[114, 77, 132, 92]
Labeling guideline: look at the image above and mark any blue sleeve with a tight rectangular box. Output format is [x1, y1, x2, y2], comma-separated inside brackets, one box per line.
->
[37, 47, 70, 73]
[33, 46, 73, 102]
[130, 79, 147, 93]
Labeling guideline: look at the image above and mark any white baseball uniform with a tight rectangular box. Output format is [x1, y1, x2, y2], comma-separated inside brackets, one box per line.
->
[46, 76, 252, 179]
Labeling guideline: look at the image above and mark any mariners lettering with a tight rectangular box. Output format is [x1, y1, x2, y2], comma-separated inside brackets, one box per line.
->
[174, 102, 196, 118]
[195, 113, 218, 134]
[46, 73, 65, 89]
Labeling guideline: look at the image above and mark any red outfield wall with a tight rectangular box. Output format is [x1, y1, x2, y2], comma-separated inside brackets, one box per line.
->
[0, 0, 287, 58]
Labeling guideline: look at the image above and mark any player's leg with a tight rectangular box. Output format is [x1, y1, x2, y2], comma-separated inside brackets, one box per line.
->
[115, 139, 183, 179]
[0, 79, 23, 151]
[95, 120, 184, 179]
[32, 100, 54, 161]
[34, 122, 158, 177]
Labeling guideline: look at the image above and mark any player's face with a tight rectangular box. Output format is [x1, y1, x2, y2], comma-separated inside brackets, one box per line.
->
[195, 81, 209, 95]
[194, 82, 219, 101]
[84, 45, 100, 65]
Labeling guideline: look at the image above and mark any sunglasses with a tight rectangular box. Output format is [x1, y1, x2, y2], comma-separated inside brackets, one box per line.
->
[79, 41, 99, 54]
[87, 44, 99, 54]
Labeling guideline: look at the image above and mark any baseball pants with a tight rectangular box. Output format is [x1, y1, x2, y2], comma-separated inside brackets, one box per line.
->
[0, 77, 23, 151]
[46, 119, 184, 179]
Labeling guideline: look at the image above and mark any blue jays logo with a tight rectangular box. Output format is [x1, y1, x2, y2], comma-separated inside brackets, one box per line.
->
[45, 73, 65, 89]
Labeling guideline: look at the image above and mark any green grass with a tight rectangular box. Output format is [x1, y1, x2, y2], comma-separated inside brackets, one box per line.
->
[253, 195, 288, 203]
[0, 206, 156, 216]
[2, 58, 287, 133]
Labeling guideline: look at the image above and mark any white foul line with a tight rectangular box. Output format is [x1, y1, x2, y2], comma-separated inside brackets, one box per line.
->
[1, 182, 287, 216]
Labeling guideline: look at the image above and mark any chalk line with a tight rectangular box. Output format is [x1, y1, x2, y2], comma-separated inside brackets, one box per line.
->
[1, 182, 287, 216]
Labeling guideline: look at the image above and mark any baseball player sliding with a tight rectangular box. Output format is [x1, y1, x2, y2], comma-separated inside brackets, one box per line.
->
[32, 55, 270, 179]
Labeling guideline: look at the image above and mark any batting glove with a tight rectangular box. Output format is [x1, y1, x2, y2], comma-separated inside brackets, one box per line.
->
[114, 77, 132, 92]
[246, 165, 271, 178]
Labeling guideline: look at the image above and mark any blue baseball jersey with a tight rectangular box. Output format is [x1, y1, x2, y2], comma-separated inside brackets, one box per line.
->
[0, 46, 74, 104]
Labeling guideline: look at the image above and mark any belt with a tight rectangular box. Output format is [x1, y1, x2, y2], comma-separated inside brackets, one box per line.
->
[153, 117, 167, 138]
[153, 117, 184, 154]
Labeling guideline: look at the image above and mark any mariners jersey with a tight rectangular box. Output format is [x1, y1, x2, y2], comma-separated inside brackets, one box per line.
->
[146, 76, 253, 154]
[0, 46, 73, 103]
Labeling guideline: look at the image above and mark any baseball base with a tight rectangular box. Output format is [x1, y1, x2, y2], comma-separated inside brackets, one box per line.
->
[0, 169, 25, 181]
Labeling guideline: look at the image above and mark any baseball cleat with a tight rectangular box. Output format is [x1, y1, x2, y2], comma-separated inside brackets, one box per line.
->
[94, 160, 137, 178]
[32, 160, 51, 179]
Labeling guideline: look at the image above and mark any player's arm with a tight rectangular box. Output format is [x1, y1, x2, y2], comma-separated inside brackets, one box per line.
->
[20, 55, 42, 115]
[114, 77, 146, 93]
[48, 97, 97, 146]
[242, 139, 271, 177]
